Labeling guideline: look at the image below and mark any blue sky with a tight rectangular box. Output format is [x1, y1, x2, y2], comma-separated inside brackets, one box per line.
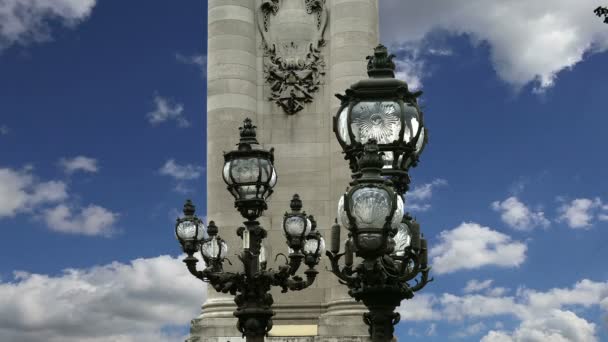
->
[1, 1, 607, 341]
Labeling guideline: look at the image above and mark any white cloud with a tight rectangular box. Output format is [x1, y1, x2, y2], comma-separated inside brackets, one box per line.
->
[399, 279, 608, 340]
[430, 222, 527, 274]
[176, 53, 206, 76]
[0, 125, 8, 135]
[398, 293, 441, 321]
[395, 55, 425, 91]
[405, 178, 447, 212]
[146, 95, 189, 128]
[454, 322, 486, 338]
[43, 204, 118, 236]
[59, 156, 98, 174]
[481, 310, 597, 342]
[380, 0, 608, 92]
[464, 279, 494, 294]
[0, 0, 96, 51]
[159, 159, 203, 181]
[0, 255, 205, 342]
[0, 167, 67, 218]
[492, 197, 550, 231]
[557, 197, 603, 229]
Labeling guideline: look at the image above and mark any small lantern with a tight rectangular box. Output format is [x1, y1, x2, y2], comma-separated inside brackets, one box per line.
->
[283, 194, 312, 251]
[333, 44, 428, 193]
[303, 215, 326, 266]
[223, 118, 277, 219]
[175, 200, 206, 254]
[200, 221, 228, 261]
[337, 139, 404, 258]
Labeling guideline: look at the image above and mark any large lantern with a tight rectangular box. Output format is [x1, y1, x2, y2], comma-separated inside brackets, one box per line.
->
[223, 118, 277, 219]
[337, 139, 404, 258]
[333, 44, 428, 193]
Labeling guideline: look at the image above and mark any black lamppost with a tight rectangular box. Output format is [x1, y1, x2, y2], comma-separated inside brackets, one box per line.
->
[175, 119, 324, 342]
[595, 6, 608, 23]
[327, 45, 433, 342]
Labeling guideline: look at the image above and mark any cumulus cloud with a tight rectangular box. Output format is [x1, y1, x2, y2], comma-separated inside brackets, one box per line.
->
[147, 95, 189, 128]
[43, 204, 118, 236]
[0, 255, 205, 342]
[430, 222, 527, 274]
[0, 167, 68, 217]
[492, 197, 550, 231]
[159, 159, 203, 181]
[380, 0, 608, 92]
[398, 293, 441, 321]
[405, 178, 447, 212]
[59, 156, 98, 174]
[464, 279, 494, 294]
[0, 166, 118, 236]
[481, 310, 597, 342]
[0, 0, 96, 51]
[176, 53, 207, 77]
[557, 197, 604, 229]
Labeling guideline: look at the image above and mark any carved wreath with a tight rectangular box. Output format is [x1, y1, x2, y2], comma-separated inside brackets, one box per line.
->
[257, 0, 329, 115]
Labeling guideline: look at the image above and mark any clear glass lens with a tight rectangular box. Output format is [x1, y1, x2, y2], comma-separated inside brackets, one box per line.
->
[284, 216, 306, 237]
[402, 103, 420, 143]
[231, 158, 260, 184]
[176, 220, 197, 240]
[222, 161, 233, 185]
[219, 240, 228, 259]
[416, 128, 426, 154]
[350, 188, 391, 229]
[337, 195, 350, 228]
[259, 245, 267, 263]
[305, 218, 312, 236]
[337, 106, 351, 145]
[351, 101, 401, 144]
[259, 159, 272, 183]
[238, 185, 259, 200]
[391, 196, 404, 228]
[288, 247, 295, 255]
[304, 239, 319, 254]
[393, 223, 411, 256]
[318, 237, 326, 254]
[269, 168, 277, 188]
[383, 151, 394, 169]
[201, 238, 216, 259]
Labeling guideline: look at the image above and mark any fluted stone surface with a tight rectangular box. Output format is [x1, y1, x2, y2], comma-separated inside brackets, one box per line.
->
[193, 0, 379, 340]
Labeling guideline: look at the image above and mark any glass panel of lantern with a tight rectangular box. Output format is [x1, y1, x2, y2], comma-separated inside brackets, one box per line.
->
[201, 237, 228, 260]
[175, 219, 206, 242]
[223, 155, 276, 201]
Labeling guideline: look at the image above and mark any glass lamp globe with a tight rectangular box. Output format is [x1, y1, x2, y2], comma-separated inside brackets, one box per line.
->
[175, 219, 206, 242]
[393, 222, 411, 257]
[337, 191, 403, 230]
[334, 45, 428, 193]
[304, 236, 326, 256]
[201, 237, 228, 260]
[283, 216, 312, 238]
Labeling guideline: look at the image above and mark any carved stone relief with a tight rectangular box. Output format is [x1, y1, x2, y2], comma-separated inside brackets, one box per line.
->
[258, 0, 328, 115]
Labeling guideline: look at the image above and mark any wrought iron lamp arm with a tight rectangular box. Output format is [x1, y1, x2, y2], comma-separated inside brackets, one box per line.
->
[326, 251, 357, 284]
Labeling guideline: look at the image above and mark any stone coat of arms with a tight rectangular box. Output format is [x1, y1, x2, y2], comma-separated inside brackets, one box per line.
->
[258, 0, 328, 115]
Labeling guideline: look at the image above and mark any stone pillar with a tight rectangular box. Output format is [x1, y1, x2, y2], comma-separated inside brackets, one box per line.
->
[319, 0, 379, 337]
[193, 0, 379, 340]
[196, 0, 258, 339]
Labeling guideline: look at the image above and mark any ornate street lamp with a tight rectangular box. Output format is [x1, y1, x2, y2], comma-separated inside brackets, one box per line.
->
[334, 44, 427, 193]
[327, 140, 432, 342]
[175, 119, 323, 342]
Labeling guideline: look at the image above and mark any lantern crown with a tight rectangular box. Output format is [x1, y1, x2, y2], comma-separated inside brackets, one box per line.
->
[366, 44, 396, 78]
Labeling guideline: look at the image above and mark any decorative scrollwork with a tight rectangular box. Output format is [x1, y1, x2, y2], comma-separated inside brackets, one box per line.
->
[257, 0, 329, 115]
